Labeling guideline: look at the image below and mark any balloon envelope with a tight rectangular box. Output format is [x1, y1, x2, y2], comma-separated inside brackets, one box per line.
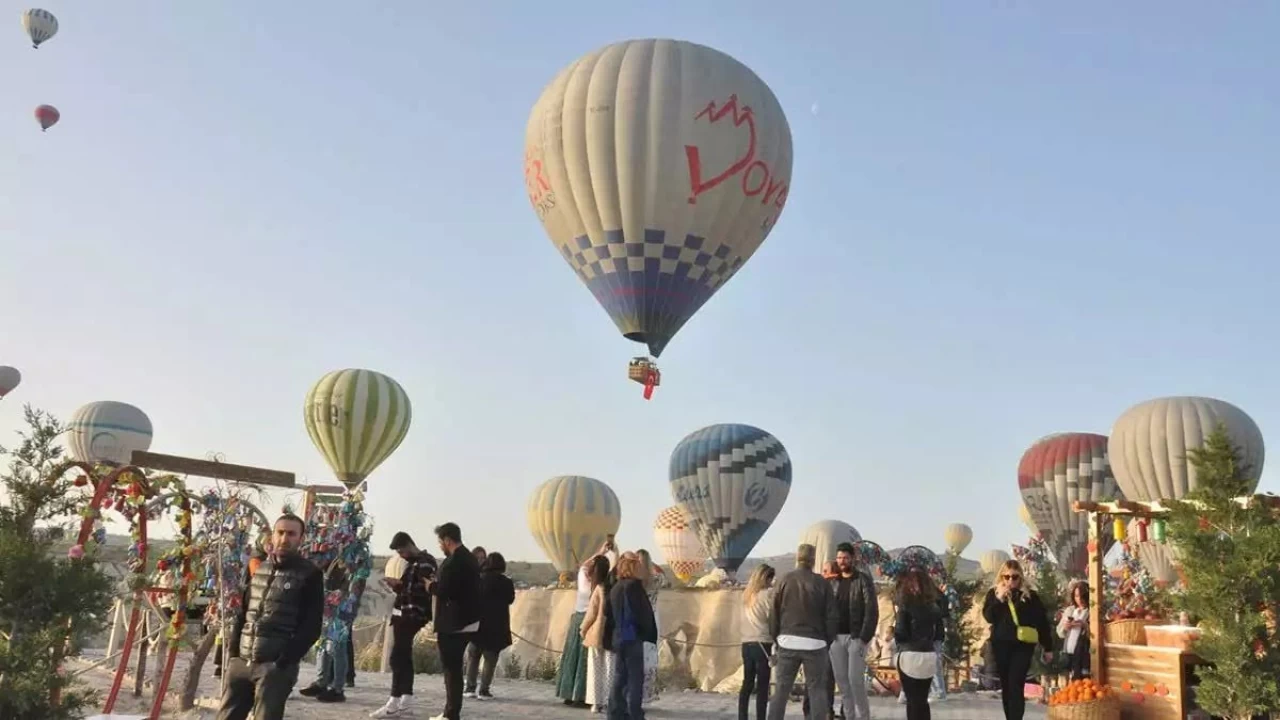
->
[1109, 396, 1264, 501]
[653, 505, 708, 580]
[1018, 432, 1119, 574]
[67, 401, 153, 466]
[304, 369, 412, 489]
[21, 8, 57, 48]
[1018, 503, 1036, 536]
[527, 475, 622, 572]
[0, 366, 20, 397]
[1126, 518, 1179, 584]
[943, 523, 973, 555]
[525, 38, 793, 358]
[35, 104, 59, 131]
[799, 519, 861, 570]
[669, 423, 791, 573]
[979, 549, 1011, 576]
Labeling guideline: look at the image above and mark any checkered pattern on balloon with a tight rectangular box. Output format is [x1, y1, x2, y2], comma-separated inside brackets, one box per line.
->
[300, 489, 374, 646]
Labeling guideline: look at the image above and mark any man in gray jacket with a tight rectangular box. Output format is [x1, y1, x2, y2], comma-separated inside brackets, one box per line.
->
[767, 544, 839, 720]
[830, 542, 879, 720]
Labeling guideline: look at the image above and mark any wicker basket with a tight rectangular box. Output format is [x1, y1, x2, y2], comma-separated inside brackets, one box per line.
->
[1104, 618, 1160, 645]
[1047, 696, 1120, 720]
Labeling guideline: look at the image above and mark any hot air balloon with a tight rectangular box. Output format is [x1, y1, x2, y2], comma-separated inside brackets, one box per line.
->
[67, 401, 153, 466]
[799, 519, 861, 570]
[525, 39, 793, 398]
[669, 423, 791, 576]
[527, 475, 622, 573]
[21, 8, 57, 48]
[303, 369, 412, 491]
[1109, 396, 1264, 582]
[1125, 518, 1178, 584]
[0, 366, 20, 398]
[943, 523, 973, 555]
[653, 505, 708, 582]
[1018, 432, 1120, 575]
[35, 104, 58, 132]
[979, 549, 1011, 577]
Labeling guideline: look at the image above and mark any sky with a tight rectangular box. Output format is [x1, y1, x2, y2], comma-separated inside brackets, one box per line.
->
[2, 2, 1278, 565]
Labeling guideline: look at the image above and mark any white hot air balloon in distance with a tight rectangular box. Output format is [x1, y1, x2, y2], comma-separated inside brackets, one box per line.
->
[979, 549, 1012, 578]
[799, 519, 862, 571]
[0, 366, 20, 398]
[66, 401, 153, 466]
[21, 8, 57, 49]
[943, 523, 973, 555]
[653, 505, 708, 581]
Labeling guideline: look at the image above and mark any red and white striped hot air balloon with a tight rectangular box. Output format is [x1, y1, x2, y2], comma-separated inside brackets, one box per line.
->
[35, 104, 59, 131]
[1018, 432, 1120, 575]
[653, 505, 708, 582]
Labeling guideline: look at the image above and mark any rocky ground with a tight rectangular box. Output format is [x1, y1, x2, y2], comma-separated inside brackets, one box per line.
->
[75, 651, 1042, 719]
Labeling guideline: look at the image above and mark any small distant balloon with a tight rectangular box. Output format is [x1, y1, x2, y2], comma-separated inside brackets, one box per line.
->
[21, 8, 57, 49]
[0, 366, 20, 398]
[810, 102, 820, 116]
[35, 104, 59, 132]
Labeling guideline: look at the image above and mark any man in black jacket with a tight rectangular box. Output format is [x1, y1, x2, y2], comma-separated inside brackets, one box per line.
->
[371, 531, 438, 718]
[217, 514, 324, 720]
[428, 522, 481, 720]
[830, 542, 879, 720]
[767, 544, 839, 720]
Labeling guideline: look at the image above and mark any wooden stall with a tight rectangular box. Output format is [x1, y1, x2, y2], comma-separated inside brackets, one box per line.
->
[1074, 500, 1203, 720]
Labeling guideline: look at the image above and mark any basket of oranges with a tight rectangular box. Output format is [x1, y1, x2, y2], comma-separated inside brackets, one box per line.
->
[1047, 679, 1119, 720]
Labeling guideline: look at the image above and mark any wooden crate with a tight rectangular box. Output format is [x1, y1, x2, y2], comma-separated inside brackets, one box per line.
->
[1104, 644, 1196, 720]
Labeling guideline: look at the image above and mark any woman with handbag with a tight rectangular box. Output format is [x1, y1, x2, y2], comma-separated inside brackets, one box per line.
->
[982, 560, 1054, 720]
[739, 563, 776, 720]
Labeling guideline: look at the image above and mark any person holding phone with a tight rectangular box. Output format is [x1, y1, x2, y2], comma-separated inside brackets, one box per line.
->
[982, 560, 1053, 720]
[557, 539, 615, 707]
[1057, 581, 1090, 680]
[370, 532, 437, 718]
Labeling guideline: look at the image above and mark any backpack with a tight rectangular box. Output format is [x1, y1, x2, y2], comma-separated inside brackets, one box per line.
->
[617, 588, 638, 644]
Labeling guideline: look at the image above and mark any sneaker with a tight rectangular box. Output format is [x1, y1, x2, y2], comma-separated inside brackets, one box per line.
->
[463, 690, 477, 699]
[898, 692, 907, 704]
[370, 699, 402, 718]
[316, 688, 346, 703]
[476, 691, 493, 700]
[299, 684, 325, 698]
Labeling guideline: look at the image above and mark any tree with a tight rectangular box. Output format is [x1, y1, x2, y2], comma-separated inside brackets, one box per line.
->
[941, 552, 983, 666]
[1164, 425, 1280, 720]
[0, 405, 114, 719]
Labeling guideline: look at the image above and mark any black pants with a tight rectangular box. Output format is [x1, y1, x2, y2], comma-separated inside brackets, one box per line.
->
[389, 618, 423, 698]
[438, 632, 473, 720]
[800, 656, 835, 718]
[1067, 636, 1090, 681]
[346, 624, 356, 684]
[608, 640, 646, 720]
[464, 643, 500, 694]
[215, 658, 300, 720]
[898, 664, 932, 720]
[739, 642, 772, 720]
[993, 641, 1035, 720]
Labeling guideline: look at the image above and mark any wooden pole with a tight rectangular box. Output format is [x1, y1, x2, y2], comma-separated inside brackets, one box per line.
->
[1088, 510, 1105, 683]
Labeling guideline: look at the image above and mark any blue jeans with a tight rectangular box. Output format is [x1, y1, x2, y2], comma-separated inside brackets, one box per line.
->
[608, 641, 645, 720]
[930, 640, 947, 698]
[316, 639, 349, 692]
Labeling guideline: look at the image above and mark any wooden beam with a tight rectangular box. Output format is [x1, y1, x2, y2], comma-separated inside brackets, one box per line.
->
[130, 451, 295, 488]
[1088, 510, 1105, 683]
[299, 484, 346, 494]
[314, 494, 344, 505]
[1075, 494, 1280, 518]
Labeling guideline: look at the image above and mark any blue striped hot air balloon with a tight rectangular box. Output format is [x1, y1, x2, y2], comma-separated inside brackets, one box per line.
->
[669, 423, 791, 575]
[527, 475, 622, 573]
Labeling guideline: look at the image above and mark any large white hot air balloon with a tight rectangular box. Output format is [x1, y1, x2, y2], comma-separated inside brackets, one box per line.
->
[0, 366, 20, 398]
[66, 401, 153, 466]
[943, 523, 973, 555]
[799, 519, 862, 570]
[653, 505, 708, 581]
[979, 549, 1012, 577]
[1109, 396, 1264, 583]
[525, 39, 793, 391]
[21, 8, 57, 49]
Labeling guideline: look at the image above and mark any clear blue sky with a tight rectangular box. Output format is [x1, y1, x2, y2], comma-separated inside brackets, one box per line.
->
[2, 2, 1277, 564]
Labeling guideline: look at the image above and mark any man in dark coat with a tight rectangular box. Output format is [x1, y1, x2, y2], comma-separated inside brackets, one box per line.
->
[217, 514, 324, 720]
[464, 551, 516, 699]
[428, 522, 481, 720]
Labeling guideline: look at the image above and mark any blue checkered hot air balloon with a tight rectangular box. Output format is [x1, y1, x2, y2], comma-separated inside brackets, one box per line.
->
[669, 423, 791, 575]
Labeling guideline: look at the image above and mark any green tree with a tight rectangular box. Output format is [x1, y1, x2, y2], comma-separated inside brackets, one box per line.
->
[941, 552, 983, 665]
[1164, 425, 1280, 720]
[0, 405, 114, 719]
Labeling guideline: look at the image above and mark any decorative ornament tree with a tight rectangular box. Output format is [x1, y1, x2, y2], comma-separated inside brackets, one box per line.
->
[1163, 426, 1280, 720]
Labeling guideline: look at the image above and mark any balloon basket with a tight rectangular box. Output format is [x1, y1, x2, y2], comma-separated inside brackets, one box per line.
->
[627, 357, 660, 400]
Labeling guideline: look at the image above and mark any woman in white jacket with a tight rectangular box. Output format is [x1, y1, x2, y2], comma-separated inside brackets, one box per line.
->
[738, 563, 776, 720]
[1057, 581, 1090, 681]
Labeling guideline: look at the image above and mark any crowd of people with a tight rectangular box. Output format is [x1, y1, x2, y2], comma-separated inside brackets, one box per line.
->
[205, 513, 1066, 720]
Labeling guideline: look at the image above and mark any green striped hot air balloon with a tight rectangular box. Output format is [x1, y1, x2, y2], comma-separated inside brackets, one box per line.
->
[304, 369, 412, 490]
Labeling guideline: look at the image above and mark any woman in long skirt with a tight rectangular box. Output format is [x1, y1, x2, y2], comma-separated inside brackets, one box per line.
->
[579, 555, 613, 713]
[638, 550, 662, 704]
[556, 553, 603, 706]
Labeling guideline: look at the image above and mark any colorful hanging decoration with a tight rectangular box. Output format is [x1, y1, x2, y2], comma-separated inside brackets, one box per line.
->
[1105, 543, 1162, 621]
[194, 490, 270, 625]
[301, 488, 374, 650]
